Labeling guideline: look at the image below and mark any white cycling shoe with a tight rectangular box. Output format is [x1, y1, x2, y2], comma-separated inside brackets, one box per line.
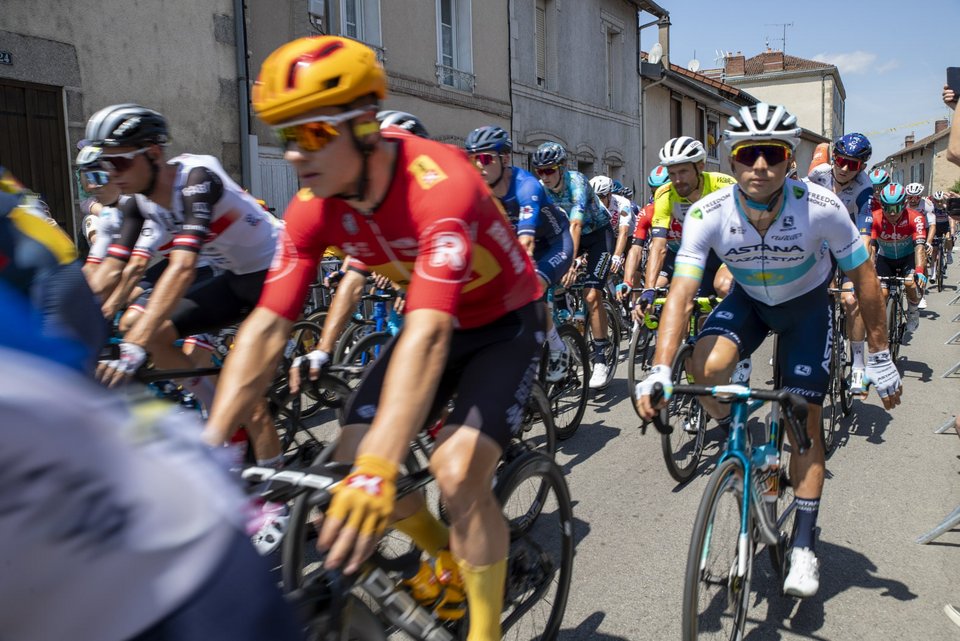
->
[783, 547, 820, 598]
[545, 348, 570, 383]
[850, 367, 867, 397]
[588, 362, 611, 389]
[917, 297, 928, 310]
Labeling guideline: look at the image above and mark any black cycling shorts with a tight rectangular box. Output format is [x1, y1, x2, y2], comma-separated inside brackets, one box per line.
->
[134, 263, 219, 309]
[875, 255, 916, 280]
[698, 277, 832, 405]
[170, 269, 268, 337]
[579, 227, 613, 290]
[342, 301, 546, 450]
[935, 221, 951, 237]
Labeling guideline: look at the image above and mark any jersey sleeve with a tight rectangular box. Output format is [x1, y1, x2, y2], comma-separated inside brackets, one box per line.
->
[822, 203, 869, 273]
[616, 196, 633, 228]
[870, 211, 882, 240]
[650, 184, 673, 235]
[132, 220, 165, 261]
[106, 198, 146, 262]
[911, 211, 927, 244]
[633, 203, 654, 241]
[256, 192, 325, 321]
[672, 204, 712, 285]
[172, 167, 225, 253]
[405, 217, 474, 317]
[514, 175, 543, 237]
[854, 186, 873, 234]
[565, 172, 589, 224]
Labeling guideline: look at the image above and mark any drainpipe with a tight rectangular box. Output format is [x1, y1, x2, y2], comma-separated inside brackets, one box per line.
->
[638, 14, 668, 201]
[234, 0, 252, 188]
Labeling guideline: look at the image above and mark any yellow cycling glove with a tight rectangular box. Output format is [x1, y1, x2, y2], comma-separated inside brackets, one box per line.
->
[327, 454, 399, 538]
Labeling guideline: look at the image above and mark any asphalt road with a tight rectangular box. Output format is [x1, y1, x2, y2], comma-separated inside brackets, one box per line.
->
[300, 272, 960, 641]
[552, 278, 960, 641]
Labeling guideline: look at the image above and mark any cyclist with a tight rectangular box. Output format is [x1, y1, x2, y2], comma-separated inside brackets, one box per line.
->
[377, 109, 431, 138]
[0, 281, 304, 641]
[464, 125, 573, 382]
[872, 183, 927, 333]
[591, 175, 634, 277]
[620, 165, 669, 308]
[641, 136, 736, 307]
[869, 168, 891, 212]
[0, 166, 107, 372]
[205, 36, 544, 641]
[905, 183, 935, 307]
[931, 190, 955, 272]
[636, 103, 901, 598]
[805, 133, 875, 396]
[532, 141, 615, 388]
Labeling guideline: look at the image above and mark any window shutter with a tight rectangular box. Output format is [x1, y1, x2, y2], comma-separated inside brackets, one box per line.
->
[536, 4, 546, 85]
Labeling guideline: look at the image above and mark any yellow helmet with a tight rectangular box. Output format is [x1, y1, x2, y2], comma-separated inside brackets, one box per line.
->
[253, 36, 387, 126]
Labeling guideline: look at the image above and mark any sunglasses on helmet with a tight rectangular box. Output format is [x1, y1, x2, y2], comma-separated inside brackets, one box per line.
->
[469, 153, 497, 167]
[274, 108, 374, 152]
[833, 155, 864, 172]
[83, 169, 110, 187]
[100, 147, 151, 173]
[535, 165, 560, 177]
[731, 142, 792, 167]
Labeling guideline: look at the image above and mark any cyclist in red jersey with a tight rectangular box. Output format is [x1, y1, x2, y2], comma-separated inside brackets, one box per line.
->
[204, 36, 543, 641]
[619, 165, 669, 313]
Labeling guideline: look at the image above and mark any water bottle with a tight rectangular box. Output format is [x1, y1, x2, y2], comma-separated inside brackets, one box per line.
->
[751, 443, 780, 503]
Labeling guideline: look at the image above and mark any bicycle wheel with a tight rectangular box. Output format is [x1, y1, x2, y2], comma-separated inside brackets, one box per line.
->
[495, 451, 574, 641]
[339, 331, 393, 388]
[767, 425, 797, 577]
[835, 303, 853, 417]
[938, 248, 946, 293]
[821, 357, 840, 457]
[283, 320, 326, 419]
[661, 343, 707, 483]
[682, 457, 752, 641]
[545, 324, 589, 440]
[515, 381, 557, 460]
[627, 323, 656, 408]
[885, 294, 900, 361]
[333, 321, 373, 365]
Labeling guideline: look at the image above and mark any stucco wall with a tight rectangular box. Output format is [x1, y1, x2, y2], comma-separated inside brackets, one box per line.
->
[933, 141, 960, 192]
[3, 0, 241, 177]
[728, 75, 828, 138]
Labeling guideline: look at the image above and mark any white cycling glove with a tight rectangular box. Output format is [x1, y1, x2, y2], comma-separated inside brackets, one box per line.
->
[292, 349, 331, 372]
[610, 254, 623, 272]
[864, 349, 901, 398]
[635, 364, 673, 402]
[101, 342, 147, 375]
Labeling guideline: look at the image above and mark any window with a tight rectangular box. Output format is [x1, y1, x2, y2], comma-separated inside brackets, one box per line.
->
[706, 115, 719, 160]
[436, 0, 474, 91]
[536, 0, 546, 87]
[577, 159, 594, 175]
[696, 106, 705, 148]
[919, 162, 925, 183]
[910, 165, 916, 182]
[605, 28, 621, 110]
[671, 95, 683, 138]
[340, 0, 381, 48]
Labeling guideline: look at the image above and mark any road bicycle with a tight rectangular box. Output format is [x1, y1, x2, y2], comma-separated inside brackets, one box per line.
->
[651, 381, 812, 641]
[879, 275, 913, 363]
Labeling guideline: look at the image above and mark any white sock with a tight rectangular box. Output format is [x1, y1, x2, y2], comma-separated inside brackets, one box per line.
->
[184, 376, 216, 413]
[256, 454, 283, 469]
[546, 326, 565, 351]
[851, 341, 865, 369]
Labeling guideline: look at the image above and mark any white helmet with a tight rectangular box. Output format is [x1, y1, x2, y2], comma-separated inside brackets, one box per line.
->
[933, 190, 946, 200]
[723, 103, 801, 150]
[658, 136, 706, 166]
[905, 182, 924, 197]
[75, 145, 102, 167]
[589, 175, 614, 197]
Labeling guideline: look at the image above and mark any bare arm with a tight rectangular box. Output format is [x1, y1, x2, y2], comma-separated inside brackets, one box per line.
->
[318, 269, 367, 353]
[622, 243, 642, 287]
[102, 255, 150, 317]
[205, 307, 293, 445]
[87, 257, 126, 300]
[613, 225, 630, 266]
[945, 86, 960, 165]
[844, 259, 889, 353]
[122, 249, 197, 347]
[915, 242, 927, 274]
[518, 234, 535, 257]
[644, 236, 667, 290]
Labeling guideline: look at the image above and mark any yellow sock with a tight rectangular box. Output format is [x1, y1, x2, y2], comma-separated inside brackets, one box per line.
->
[456, 556, 506, 641]
[392, 506, 449, 557]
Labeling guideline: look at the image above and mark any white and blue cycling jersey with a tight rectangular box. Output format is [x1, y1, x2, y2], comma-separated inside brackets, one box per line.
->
[500, 167, 569, 239]
[804, 163, 873, 235]
[545, 170, 610, 236]
[674, 179, 869, 306]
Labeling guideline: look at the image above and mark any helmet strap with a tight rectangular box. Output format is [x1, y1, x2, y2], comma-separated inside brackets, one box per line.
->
[141, 150, 161, 197]
[333, 120, 379, 201]
[488, 157, 509, 190]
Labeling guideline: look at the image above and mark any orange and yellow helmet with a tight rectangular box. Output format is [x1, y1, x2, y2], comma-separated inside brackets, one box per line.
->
[253, 36, 387, 126]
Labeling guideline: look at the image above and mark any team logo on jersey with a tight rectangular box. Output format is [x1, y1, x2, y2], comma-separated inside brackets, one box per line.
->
[264, 230, 299, 284]
[296, 188, 316, 202]
[408, 155, 448, 190]
[794, 364, 812, 377]
[428, 233, 467, 271]
[782, 215, 795, 229]
[688, 207, 702, 220]
[415, 218, 471, 283]
[519, 205, 535, 221]
[792, 186, 805, 199]
[342, 212, 358, 235]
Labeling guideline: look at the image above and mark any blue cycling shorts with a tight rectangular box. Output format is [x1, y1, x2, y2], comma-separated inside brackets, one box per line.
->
[533, 230, 574, 287]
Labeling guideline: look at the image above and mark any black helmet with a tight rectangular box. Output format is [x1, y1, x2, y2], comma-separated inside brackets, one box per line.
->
[465, 126, 512, 154]
[377, 110, 430, 138]
[85, 103, 169, 148]
[532, 141, 566, 168]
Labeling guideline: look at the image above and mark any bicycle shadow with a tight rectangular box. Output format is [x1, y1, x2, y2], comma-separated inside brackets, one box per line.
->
[897, 356, 934, 383]
[558, 422, 622, 472]
[742, 539, 917, 640]
[558, 611, 631, 640]
[589, 381, 631, 413]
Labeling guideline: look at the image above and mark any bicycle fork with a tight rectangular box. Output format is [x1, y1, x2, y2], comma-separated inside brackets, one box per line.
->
[360, 566, 455, 641]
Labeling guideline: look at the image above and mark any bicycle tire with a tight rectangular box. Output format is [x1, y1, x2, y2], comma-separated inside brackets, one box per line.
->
[938, 248, 946, 293]
[681, 456, 752, 641]
[587, 301, 621, 386]
[281, 320, 326, 419]
[822, 351, 840, 457]
[627, 323, 655, 408]
[661, 342, 707, 483]
[495, 451, 574, 641]
[546, 324, 589, 440]
[835, 302, 854, 417]
[333, 321, 373, 365]
[885, 293, 899, 361]
[338, 331, 393, 389]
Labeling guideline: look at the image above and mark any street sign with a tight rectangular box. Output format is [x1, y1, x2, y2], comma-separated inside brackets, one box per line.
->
[0, 51, 11, 65]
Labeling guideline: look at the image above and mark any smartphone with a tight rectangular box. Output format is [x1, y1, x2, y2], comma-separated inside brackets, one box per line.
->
[948, 67, 960, 94]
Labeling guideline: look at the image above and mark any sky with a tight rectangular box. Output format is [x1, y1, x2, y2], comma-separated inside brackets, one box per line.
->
[643, 0, 958, 165]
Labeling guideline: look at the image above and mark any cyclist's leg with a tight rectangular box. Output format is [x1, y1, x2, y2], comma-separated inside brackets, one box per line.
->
[840, 276, 867, 393]
[581, 228, 612, 342]
[430, 301, 545, 641]
[537, 231, 574, 380]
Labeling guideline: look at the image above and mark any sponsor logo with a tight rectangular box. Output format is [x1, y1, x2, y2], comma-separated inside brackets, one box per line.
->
[408, 155, 448, 190]
[181, 181, 211, 197]
[486, 220, 527, 274]
[428, 232, 468, 271]
[716, 310, 734, 320]
[729, 225, 744, 234]
[265, 230, 299, 283]
[191, 202, 210, 214]
[342, 212, 358, 235]
[725, 243, 803, 256]
[346, 473, 385, 496]
[547, 250, 569, 268]
[792, 185, 806, 199]
[296, 188, 316, 201]
[243, 212, 262, 227]
[770, 233, 801, 241]
[688, 207, 703, 220]
[340, 241, 372, 257]
[794, 364, 812, 377]
[782, 215, 795, 229]
[702, 199, 724, 213]
[519, 205, 535, 221]
[112, 117, 140, 137]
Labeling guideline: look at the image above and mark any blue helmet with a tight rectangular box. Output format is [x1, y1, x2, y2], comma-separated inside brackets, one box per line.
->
[532, 141, 566, 168]
[465, 125, 512, 154]
[648, 165, 670, 189]
[611, 180, 625, 195]
[880, 183, 906, 207]
[869, 168, 890, 187]
[834, 133, 872, 162]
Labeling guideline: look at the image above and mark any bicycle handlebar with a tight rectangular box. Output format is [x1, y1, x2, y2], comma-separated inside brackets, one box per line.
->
[648, 382, 811, 454]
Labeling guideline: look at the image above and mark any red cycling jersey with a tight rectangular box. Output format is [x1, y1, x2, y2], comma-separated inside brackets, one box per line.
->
[632, 202, 655, 242]
[259, 132, 541, 328]
[870, 207, 926, 261]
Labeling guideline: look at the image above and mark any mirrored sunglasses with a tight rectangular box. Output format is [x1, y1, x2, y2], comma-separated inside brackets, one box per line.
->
[731, 143, 792, 167]
[83, 170, 110, 187]
[833, 155, 864, 172]
[470, 153, 496, 167]
[100, 147, 151, 173]
[536, 165, 560, 177]
[274, 108, 371, 152]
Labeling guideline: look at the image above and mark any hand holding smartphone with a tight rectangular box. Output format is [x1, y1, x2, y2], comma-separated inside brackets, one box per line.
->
[946, 67, 960, 106]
